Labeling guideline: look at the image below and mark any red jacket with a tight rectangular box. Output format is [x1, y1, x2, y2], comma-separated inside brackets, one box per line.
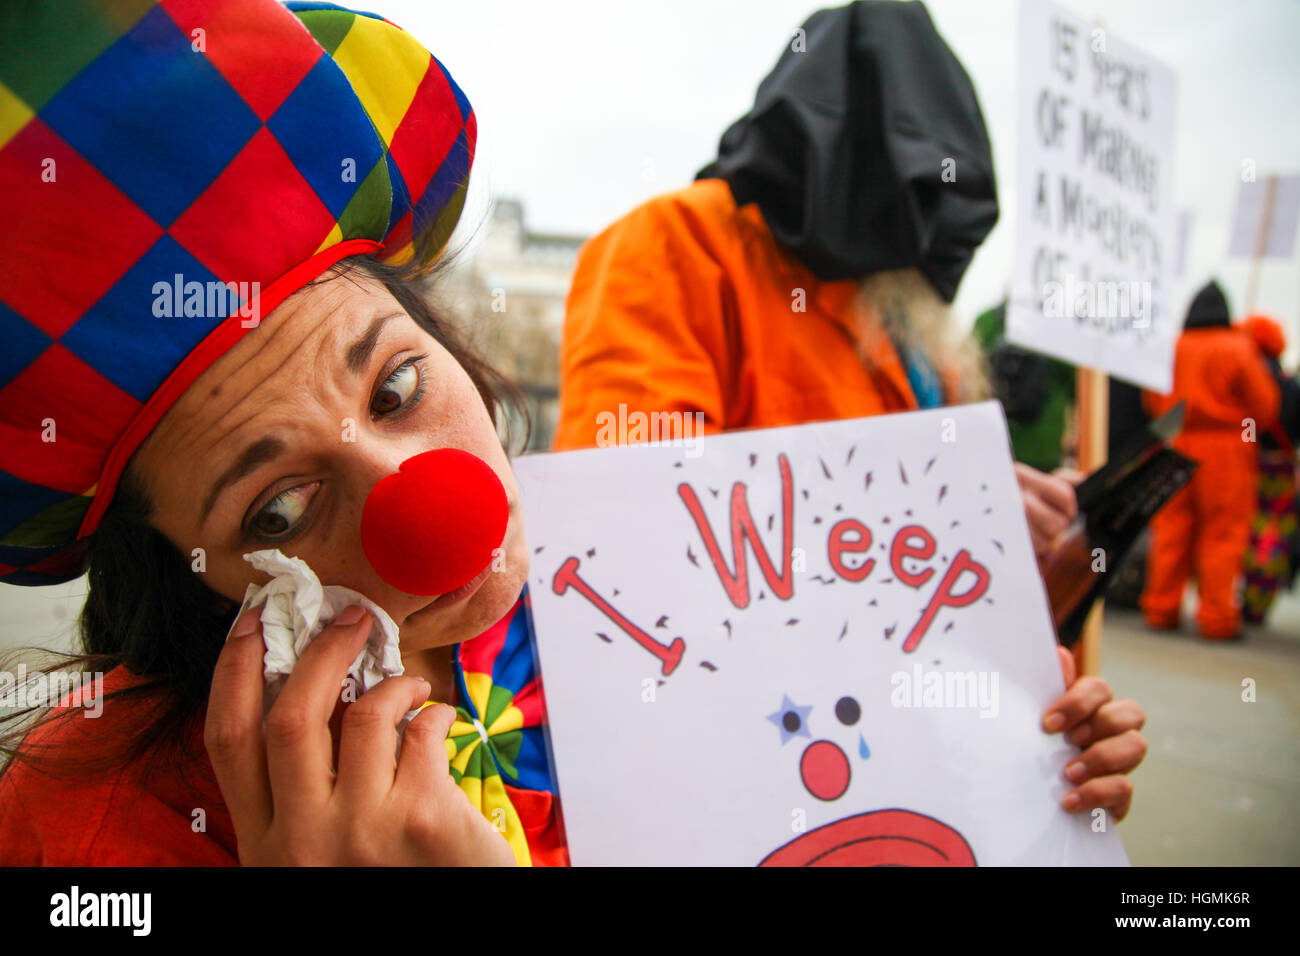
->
[0, 666, 239, 865]
[0, 592, 567, 865]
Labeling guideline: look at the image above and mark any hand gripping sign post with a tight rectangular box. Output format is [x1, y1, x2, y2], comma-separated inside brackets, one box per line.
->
[1008, 0, 1179, 674]
[514, 403, 1129, 866]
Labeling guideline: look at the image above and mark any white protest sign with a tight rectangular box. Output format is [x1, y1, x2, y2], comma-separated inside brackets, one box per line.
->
[1008, 0, 1178, 393]
[514, 403, 1128, 866]
[1228, 174, 1300, 260]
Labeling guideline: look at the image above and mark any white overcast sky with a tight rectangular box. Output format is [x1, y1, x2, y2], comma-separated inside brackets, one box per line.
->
[379, 0, 1300, 362]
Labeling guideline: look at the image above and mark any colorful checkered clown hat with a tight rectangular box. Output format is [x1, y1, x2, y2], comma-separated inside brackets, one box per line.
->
[0, 0, 476, 585]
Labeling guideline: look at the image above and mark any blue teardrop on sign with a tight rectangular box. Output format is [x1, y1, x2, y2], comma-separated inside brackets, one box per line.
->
[859, 734, 871, 759]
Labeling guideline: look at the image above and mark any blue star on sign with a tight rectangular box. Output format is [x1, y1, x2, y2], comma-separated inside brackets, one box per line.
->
[767, 695, 812, 745]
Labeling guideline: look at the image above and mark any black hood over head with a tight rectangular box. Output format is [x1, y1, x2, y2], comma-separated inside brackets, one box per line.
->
[696, 0, 999, 302]
[1182, 280, 1231, 329]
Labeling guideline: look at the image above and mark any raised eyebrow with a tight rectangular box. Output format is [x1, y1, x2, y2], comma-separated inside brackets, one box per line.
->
[346, 311, 406, 375]
[201, 435, 286, 526]
[199, 311, 405, 527]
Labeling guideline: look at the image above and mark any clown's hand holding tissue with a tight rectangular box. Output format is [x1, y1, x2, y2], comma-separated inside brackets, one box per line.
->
[238, 549, 408, 727]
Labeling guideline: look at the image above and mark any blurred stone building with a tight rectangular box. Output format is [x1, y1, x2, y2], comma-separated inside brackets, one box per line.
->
[437, 198, 585, 452]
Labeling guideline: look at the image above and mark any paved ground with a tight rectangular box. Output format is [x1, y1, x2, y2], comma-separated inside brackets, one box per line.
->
[3, 578, 1297, 865]
[1098, 593, 1300, 866]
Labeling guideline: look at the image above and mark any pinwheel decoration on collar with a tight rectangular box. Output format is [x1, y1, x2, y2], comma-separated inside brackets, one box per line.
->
[440, 590, 566, 867]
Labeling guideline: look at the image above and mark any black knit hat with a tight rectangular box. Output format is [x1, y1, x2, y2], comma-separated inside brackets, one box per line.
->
[1183, 281, 1231, 330]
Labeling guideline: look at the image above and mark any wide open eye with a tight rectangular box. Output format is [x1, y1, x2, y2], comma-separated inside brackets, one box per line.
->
[371, 359, 422, 416]
[248, 482, 318, 540]
[835, 696, 861, 726]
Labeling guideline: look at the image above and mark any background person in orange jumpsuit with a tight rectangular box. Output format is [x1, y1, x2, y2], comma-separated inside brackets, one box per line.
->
[1140, 281, 1282, 639]
[554, 0, 1148, 822]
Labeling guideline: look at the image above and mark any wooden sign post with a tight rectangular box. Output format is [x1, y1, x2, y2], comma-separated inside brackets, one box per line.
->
[1074, 365, 1108, 676]
[1245, 174, 1279, 315]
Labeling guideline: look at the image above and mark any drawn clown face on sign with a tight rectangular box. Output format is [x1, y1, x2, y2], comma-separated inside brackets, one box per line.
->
[761, 693, 976, 866]
[768, 693, 867, 802]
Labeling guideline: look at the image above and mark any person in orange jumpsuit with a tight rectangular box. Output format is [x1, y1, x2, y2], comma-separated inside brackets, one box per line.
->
[1140, 282, 1282, 639]
[555, 0, 1148, 822]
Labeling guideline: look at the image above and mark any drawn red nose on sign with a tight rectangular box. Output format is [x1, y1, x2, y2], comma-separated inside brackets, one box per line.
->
[800, 740, 851, 801]
[360, 448, 509, 596]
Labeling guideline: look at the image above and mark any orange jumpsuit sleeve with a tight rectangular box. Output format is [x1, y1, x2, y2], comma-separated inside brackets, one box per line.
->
[554, 198, 732, 451]
[1236, 343, 1282, 429]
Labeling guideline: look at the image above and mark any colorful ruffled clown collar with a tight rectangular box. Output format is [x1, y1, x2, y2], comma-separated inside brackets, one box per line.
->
[0, 0, 475, 585]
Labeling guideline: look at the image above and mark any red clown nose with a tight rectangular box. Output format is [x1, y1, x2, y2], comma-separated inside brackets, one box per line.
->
[361, 448, 509, 596]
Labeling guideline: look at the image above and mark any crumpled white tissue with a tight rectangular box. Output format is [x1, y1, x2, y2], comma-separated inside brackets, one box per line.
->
[235, 549, 407, 717]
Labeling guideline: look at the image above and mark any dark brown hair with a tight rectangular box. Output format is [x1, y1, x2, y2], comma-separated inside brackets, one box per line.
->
[0, 245, 527, 791]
